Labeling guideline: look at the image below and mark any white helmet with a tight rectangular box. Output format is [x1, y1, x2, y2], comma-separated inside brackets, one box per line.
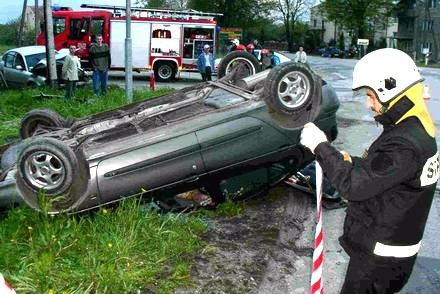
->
[231, 39, 240, 46]
[352, 48, 422, 104]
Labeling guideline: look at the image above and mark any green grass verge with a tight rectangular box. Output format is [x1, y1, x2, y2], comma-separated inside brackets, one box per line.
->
[0, 83, 247, 292]
[0, 44, 13, 55]
[0, 199, 207, 293]
[0, 85, 174, 144]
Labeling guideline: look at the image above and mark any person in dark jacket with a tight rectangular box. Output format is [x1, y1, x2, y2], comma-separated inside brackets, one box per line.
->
[197, 44, 215, 82]
[300, 48, 438, 293]
[89, 34, 111, 95]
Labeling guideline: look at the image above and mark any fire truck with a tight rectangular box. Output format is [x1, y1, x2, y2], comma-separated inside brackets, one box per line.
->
[36, 4, 222, 82]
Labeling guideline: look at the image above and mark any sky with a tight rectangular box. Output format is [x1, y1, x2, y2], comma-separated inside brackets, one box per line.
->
[0, 1, 136, 24]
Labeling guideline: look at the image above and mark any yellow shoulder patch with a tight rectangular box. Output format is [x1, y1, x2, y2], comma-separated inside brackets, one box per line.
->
[389, 83, 436, 137]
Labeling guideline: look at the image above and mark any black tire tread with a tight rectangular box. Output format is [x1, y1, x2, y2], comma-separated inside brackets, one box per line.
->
[20, 108, 65, 139]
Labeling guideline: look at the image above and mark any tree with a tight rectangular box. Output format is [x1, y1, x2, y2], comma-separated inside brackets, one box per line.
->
[320, 0, 395, 41]
[18, 0, 28, 46]
[274, 0, 314, 52]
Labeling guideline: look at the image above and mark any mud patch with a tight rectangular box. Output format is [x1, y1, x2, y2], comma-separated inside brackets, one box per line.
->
[174, 186, 314, 294]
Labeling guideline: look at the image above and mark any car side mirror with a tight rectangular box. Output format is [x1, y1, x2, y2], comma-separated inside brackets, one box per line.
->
[15, 65, 23, 70]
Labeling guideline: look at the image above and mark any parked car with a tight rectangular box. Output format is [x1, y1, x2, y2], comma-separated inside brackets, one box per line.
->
[319, 47, 342, 58]
[0, 45, 87, 88]
[0, 55, 340, 214]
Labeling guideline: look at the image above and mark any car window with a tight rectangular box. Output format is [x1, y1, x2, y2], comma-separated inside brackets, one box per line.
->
[25, 53, 46, 70]
[4, 52, 16, 68]
[53, 17, 66, 35]
[14, 54, 25, 68]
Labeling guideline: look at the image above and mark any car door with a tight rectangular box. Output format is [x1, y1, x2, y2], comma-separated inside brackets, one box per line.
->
[196, 116, 290, 173]
[96, 133, 205, 201]
[2, 52, 30, 87]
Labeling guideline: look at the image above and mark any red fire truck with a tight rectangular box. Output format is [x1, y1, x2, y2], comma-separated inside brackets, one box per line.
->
[37, 4, 222, 82]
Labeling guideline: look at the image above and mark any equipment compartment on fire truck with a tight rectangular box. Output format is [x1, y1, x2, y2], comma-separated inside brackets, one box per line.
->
[37, 4, 222, 82]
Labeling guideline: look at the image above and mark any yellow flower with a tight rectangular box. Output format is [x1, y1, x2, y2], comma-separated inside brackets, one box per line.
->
[102, 208, 108, 215]
[107, 243, 113, 248]
[27, 226, 33, 230]
[48, 289, 55, 294]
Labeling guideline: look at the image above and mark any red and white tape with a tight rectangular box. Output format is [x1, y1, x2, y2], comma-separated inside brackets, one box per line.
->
[0, 273, 16, 294]
[310, 162, 324, 294]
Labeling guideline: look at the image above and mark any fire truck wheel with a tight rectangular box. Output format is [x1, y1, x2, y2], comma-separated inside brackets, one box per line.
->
[217, 51, 261, 79]
[154, 62, 176, 82]
[20, 108, 66, 139]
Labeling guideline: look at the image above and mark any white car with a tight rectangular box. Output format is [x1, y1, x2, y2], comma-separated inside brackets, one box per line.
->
[0, 46, 74, 88]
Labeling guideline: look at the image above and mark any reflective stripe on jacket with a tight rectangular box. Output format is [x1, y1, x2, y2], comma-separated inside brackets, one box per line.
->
[315, 95, 438, 257]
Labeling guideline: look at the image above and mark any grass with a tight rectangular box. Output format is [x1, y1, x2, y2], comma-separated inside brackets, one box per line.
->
[0, 44, 12, 55]
[0, 85, 174, 145]
[0, 84, 246, 292]
[0, 199, 207, 293]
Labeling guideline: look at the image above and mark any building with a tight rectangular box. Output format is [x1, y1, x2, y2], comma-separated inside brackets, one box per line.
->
[310, 4, 398, 49]
[395, 0, 439, 60]
[24, 5, 44, 31]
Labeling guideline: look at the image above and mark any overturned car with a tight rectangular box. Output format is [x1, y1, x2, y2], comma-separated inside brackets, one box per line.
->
[0, 53, 339, 213]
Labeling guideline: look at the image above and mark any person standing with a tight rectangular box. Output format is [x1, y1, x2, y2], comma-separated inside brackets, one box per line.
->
[294, 46, 307, 63]
[252, 39, 262, 50]
[268, 50, 280, 68]
[62, 45, 81, 101]
[197, 44, 214, 82]
[89, 34, 111, 95]
[300, 48, 438, 293]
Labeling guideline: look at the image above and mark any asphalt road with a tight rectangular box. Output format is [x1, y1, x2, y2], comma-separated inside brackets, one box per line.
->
[108, 55, 440, 293]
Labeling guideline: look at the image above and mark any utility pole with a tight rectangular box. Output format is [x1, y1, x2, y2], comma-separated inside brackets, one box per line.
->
[44, 0, 58, 88]
[18, 0, 28, 46]
[125, 0, 133, 102]
[35, 0, 39, 42]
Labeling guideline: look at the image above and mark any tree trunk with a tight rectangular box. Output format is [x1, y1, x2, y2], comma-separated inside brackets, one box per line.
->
[18, 0, 28, 46]
[44, 0, 58, 88]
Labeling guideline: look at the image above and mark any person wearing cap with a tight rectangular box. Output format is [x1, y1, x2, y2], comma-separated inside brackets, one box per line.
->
[300, 48, 438, 293]
[197, 44, 215, 82]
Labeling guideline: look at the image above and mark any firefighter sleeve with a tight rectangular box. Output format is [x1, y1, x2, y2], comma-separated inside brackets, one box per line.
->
[314, 139, 418, 202]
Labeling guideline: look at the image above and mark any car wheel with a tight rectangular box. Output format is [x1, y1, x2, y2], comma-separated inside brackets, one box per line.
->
[217, 51, 261, 79]
[154, 62, 176, 82]
[20, 108, 65, 139]
[263, 62, 322, 128]
[16, 137, 86, 213]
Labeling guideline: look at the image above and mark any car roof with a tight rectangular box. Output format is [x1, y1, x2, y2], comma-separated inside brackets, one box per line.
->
[6, 45, 47, 56]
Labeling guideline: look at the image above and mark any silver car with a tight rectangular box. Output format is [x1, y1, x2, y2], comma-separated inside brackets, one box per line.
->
[0, 45, 82, 88]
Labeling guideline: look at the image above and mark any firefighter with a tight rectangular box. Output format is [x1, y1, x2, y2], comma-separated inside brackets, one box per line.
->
[300, 48, 438, 293]
[246, 43, 255, 56]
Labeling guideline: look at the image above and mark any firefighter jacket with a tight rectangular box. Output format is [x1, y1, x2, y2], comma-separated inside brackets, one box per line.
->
[314, 91, 438, 258]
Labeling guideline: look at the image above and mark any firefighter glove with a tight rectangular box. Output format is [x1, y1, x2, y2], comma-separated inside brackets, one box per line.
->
[300, 122, 328, 154]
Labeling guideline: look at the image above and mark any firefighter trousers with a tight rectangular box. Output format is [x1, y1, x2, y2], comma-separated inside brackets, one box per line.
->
[340, 253, 417, 294]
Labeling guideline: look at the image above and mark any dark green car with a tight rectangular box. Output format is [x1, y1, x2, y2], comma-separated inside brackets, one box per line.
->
[0, 56, 339, 213]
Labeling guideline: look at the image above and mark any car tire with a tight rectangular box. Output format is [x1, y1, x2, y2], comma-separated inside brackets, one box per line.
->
[217, 51, 261, 79]
[154, 62, 176, 82]
[20, 108, 65, 139]
[262, 62, 322, 128]
[16, 137, 87, 213]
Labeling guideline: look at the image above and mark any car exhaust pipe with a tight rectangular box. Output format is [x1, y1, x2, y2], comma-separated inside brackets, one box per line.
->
[236, 69, 271, 90]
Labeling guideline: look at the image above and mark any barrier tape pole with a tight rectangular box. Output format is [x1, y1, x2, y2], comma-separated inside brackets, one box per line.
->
[310, 162, 324, 294]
